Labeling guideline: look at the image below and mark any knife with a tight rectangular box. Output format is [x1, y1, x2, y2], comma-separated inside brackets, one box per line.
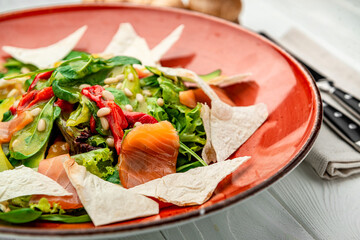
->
[260, 33, 360, 121]
[260, 32, 360, 152]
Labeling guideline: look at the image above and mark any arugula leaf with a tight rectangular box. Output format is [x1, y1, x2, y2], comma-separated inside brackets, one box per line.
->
[0, 208, 41, 224]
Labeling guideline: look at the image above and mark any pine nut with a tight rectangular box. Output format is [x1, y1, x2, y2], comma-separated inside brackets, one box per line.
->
[142, 89, 152, 97]
[124, 88, 133, 97]
[116, 82, 123, 89]
[104, 77, 118, 84]
[125, 104, 133, 112]
[79, 84, 91, 90]
[106, 137, 115, 147]
[30, 107, 42, 117]
[103, 84, 110, 88]
[136, 93, 144, 102]
[100, 117, 109, 130]
[37, 119, 46, 132]
[97, 107, 111, 117]
[102, 90, 115, 101]
[115, 74, 125, 81]
[7, 89, 18, 98]
[157, 98, 164, 107]
[134, 122, 142, 127]
[127, 73, 134, 81]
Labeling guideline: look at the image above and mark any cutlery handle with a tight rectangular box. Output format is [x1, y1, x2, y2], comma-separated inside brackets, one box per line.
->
[323, 100, 360, 152]
[331, 88, 360, 120]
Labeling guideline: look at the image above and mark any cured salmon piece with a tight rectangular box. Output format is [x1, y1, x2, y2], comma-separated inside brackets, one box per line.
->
[31, 154, 83, 210]
[119, 121, 180, 188]
[0, 111, 33, 143]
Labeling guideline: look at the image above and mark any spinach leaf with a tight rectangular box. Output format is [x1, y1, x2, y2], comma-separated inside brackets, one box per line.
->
[38, 214, 91, 223]
[52, 55, 140, 103]
[0, 208, 41, 224]
[63, 50, 90, 60]
[10, 99, 60, 160]
[105, 87, 130, 108]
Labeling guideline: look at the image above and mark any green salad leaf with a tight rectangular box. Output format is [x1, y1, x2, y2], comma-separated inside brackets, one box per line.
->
[72, 148, 115, 178]
[10, 98, 60, 160]
[38, 214, 91, 223]
[0, 208, 41, 224]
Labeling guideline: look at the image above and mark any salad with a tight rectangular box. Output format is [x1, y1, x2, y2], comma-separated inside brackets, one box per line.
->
[0, 24, 268, 226]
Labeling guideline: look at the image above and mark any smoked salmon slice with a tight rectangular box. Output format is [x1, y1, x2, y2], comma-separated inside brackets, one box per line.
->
[119, 121, 180, 188]
[0, 111, 33, 143]
[31, 154, 83, 210]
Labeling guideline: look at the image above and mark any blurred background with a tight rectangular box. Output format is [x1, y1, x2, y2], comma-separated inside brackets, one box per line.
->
[0, 0, 358, 72]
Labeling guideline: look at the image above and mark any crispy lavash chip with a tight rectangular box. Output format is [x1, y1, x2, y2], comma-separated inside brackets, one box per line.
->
[130, 156, 250, 206]
[207, 72, 252, 87]
[151, 24, 184, 62]
[103, 23, 184, 66]
[63, 158, 159, 226]
[0, 166, 72, 202]
[210, 100, 268, 162]
[157, 67, 268, 162]
[200, 104, 216, 164]
[102, 23, 156, 66]
[2, 26, 87, 69]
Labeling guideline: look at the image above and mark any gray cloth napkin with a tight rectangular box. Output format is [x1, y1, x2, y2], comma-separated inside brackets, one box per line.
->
[278, 28, 360, 179]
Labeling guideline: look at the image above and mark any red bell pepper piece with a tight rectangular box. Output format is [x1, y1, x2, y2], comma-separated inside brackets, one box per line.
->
[82, 85, 128, 154]
[15, 87, 54, 114]
[89, 115, 96, 134]
[55, 99, 74, 112]
[26, 87, 54, 110]
[28, 71, 53, 92]
[124, 112, 157, 128]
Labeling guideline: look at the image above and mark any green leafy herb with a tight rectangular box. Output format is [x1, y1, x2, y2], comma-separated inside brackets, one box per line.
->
[66, 96, 91, 127]
[87, 135, 107, 148]
[106, 169, 121, 185]
[10, 99, 60, 160]
[72, 148, 115, 178]
[0, 208, 41, 224]
[39, 214, 91, 223]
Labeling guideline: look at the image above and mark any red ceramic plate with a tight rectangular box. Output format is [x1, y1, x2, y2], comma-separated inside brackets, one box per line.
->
[0, 4, 322, 238]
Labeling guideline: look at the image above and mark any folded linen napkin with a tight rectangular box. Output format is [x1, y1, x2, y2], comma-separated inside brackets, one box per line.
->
[279, 28, 360, 179]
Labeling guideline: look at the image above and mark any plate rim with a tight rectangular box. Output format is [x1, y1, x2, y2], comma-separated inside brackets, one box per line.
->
[0, 3, 323, 237]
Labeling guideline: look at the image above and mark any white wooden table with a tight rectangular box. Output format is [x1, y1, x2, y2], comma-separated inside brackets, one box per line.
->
[1, 0, 360, 239]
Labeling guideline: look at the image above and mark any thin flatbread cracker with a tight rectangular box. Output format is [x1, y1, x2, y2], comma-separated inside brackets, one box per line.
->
[207, 73, 252, 87]
[157, 67, 268, 162]
[2, 26, 87, 69]
[102, 23, 156, 66]
[63, 158, 159, 226]
[102, 23, 138, 56]
[200, 104, 216, 164]
[0, 166, 72, 202]
[130, 156, 250, 206]
[151, 25, 184, 62]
